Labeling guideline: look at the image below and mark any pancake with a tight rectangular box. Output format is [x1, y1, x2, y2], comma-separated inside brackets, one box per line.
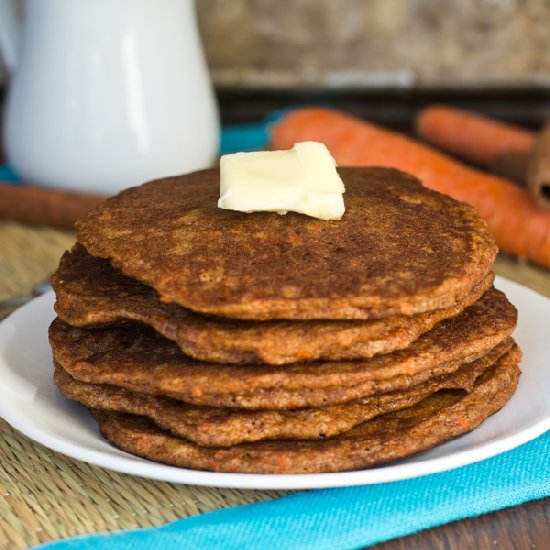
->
[173, 340, 514, 409]
[92, 346, 521, 473]
[75, 167, 497, 320]
[49, 288, 517, 409]
[54, 342, 510, 447]
[52, 244, 494, 365]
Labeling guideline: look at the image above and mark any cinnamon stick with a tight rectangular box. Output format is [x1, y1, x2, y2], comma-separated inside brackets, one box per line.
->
[0, 182, 107, 230]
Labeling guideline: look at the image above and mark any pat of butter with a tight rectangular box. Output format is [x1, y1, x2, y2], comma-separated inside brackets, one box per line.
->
[218, 141, 345, 220]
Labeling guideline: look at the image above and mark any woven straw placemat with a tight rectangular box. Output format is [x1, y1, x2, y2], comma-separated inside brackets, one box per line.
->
[0, 219, 549, 549]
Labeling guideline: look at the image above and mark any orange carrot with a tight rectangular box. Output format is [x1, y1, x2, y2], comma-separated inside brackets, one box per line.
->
[456, 416, 470, 430]
[271, 107, 550, 268]
[416, 105, 535, 167]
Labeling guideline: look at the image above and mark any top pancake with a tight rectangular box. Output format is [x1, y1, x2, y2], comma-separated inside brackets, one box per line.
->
[76, 166, 497, 320]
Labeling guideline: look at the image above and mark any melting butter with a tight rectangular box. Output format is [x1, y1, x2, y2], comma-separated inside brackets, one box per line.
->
[218, 141, 345, 220]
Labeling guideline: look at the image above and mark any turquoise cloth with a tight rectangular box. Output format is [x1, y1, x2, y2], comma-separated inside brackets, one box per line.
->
[220, 120, 271, 154]
[36, 430, 550, 549]
[0, 164, 19, 182]
[219, 110, 286, 154]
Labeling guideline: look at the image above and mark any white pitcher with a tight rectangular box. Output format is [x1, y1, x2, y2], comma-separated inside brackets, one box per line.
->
[0, 0, 219, 194]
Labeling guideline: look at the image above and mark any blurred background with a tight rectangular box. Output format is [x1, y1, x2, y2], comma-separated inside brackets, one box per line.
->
[200, 0, 550, 88]
[194, 0, 550, 127]
[3, 0, 550, 130]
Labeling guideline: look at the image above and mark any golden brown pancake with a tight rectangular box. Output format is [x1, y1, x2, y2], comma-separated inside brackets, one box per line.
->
[52, 244, 494, 365]
[92, 346, 521, 473]
[55, 342, 512, 447]
[49, 287, 517, 409]
[75, 167, 497, 320]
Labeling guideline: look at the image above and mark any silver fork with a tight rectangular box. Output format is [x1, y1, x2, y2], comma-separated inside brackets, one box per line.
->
[0, 278, 52, 320]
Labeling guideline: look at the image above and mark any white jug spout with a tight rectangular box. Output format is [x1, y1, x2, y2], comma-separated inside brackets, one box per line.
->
[0, 0, 20, 72]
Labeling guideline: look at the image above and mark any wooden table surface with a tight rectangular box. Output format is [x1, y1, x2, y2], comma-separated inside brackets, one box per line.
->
[0, 219, 549, 549]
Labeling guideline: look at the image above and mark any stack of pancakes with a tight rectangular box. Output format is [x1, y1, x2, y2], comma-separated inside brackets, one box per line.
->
[50, 167, 521, 474]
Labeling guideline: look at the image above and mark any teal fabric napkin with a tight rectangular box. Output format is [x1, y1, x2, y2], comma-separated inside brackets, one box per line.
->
[0, 164, 19, 182]
[219, 110, 287, 154]
[35, 430, 550, 550]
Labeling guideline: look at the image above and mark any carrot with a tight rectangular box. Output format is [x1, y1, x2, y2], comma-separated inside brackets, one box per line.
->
[271, 107, 550, 268]
[416, 105, 535, 167]
[456, 416, 470, 430]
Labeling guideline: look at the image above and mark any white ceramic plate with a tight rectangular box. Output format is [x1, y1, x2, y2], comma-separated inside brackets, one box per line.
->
[0, 277, 549, 490]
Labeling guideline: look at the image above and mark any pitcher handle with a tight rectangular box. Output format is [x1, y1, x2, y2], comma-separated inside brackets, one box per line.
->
[0, 0, 20, 73]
